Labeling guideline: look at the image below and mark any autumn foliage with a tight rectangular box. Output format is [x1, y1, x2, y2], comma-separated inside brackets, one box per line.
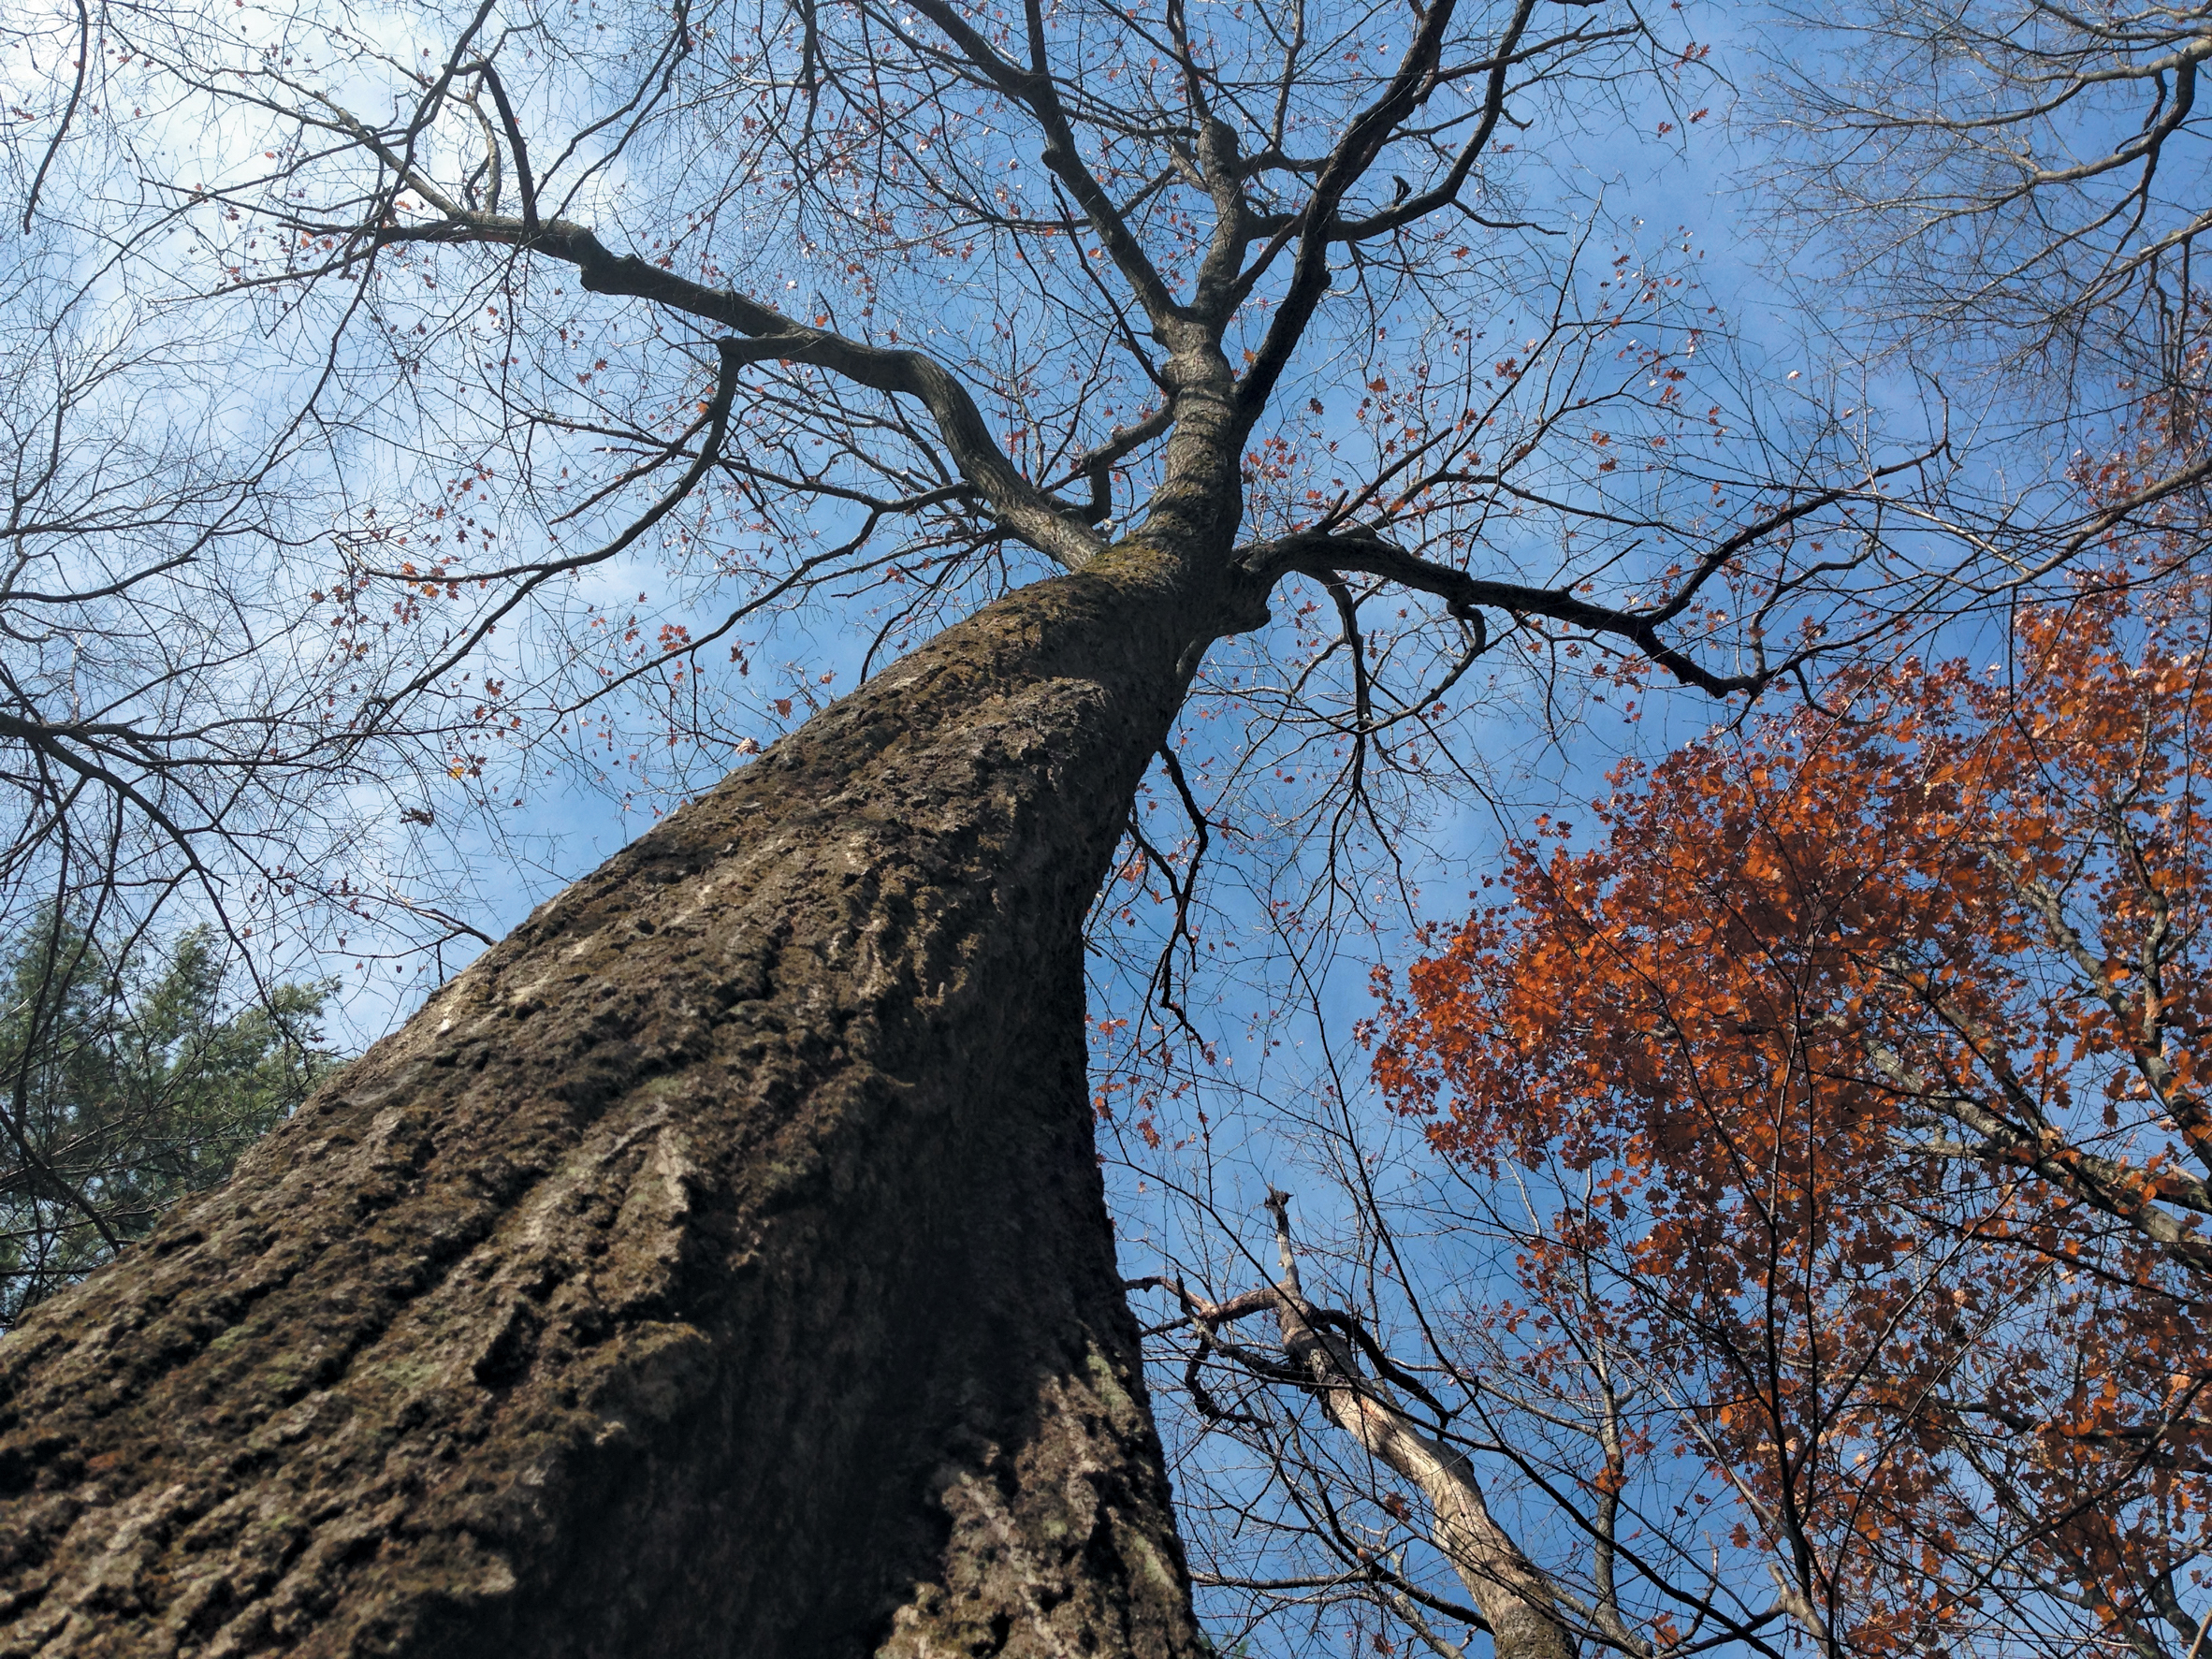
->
[1375, 573, 2212, 1658]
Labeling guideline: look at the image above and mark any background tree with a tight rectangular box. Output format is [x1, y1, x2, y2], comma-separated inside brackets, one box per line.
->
[0, 0, 2190, 1651]
[0, 914, 337, 1328]
[0, 89, 542, 1218]
[1331, 559, 2212, 1659]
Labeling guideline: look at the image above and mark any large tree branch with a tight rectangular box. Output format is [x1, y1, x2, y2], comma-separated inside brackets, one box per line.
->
[1239, 436, 1945, 697]
[376, 211, 1108, 570]
[1238, 527, 1768, 696]
[1864, 1020, 2212, 1278]
[1233, 0, 1462, 420]
[1320, 0, 1548, 246]
[1047, 405, 1176, 525]
[1259, 1190, 1580, 1659]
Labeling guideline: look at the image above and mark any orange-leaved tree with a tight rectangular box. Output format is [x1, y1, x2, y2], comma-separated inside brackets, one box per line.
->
[1373, 569, 2212, 1659]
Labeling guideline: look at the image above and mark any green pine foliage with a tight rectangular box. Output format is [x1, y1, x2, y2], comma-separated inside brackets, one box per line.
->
[0, 916, 340, 1329]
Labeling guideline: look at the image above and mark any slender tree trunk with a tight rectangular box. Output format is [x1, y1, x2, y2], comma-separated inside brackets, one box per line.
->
[1292, 1346, 1579, 1659]
[0, 540, 1237, 1657]
[1264, 1197, 1577, 1659]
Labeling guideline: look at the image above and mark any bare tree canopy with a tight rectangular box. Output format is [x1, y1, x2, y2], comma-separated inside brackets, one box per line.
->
[1755, 0, 2212, 424]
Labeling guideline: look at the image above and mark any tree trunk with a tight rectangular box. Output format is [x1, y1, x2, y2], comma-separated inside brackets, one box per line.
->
[1264, 1196, 1577, 1659]
[0, 541, 1232, 1658]
[1301, 1358, 1579, 1659]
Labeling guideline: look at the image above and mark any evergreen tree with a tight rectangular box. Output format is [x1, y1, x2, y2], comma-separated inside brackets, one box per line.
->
[0, 917, 337, 1327]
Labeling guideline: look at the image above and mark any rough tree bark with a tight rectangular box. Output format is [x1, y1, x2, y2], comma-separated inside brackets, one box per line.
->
[0, 539, 1253, 1656]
